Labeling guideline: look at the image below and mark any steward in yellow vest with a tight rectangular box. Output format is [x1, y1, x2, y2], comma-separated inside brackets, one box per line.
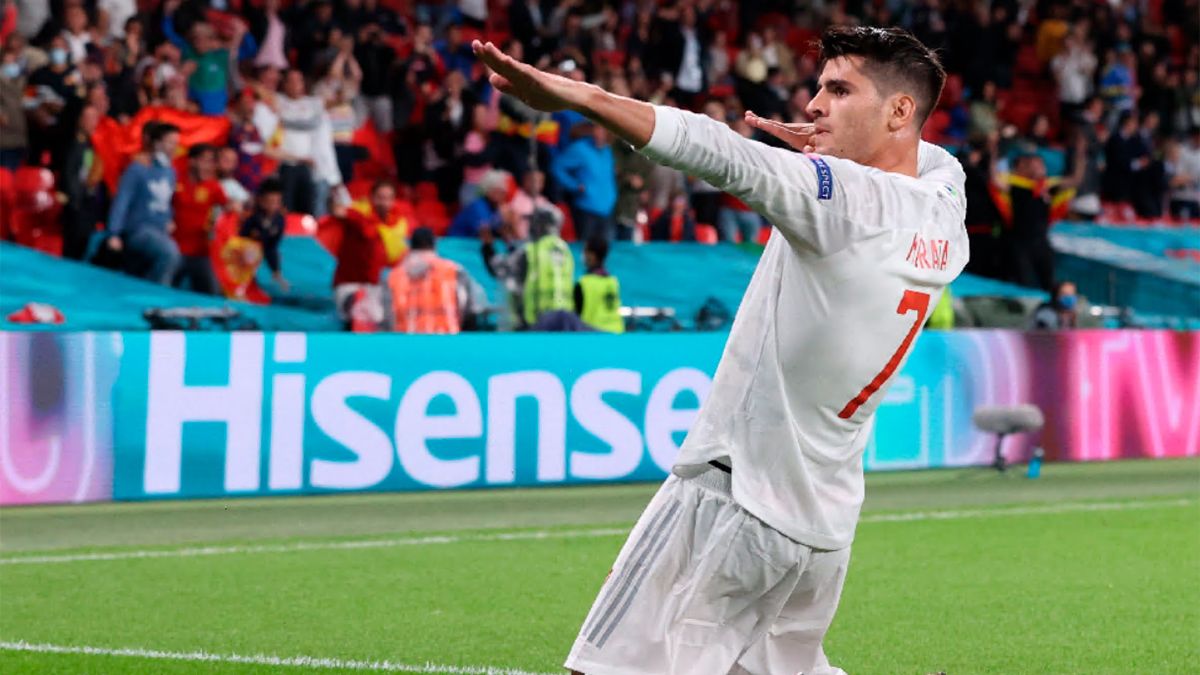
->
[574, 236, 624, 333]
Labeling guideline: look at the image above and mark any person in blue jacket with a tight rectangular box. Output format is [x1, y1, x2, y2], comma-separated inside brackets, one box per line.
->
[105, 122, 182, 285]
[552, 121, 618, 242]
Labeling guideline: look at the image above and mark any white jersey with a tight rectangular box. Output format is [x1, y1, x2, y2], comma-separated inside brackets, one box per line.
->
[639, 106, 969, 550]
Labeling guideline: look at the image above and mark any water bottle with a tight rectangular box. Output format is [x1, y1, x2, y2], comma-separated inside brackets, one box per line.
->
[1027, 447, 1044, 479]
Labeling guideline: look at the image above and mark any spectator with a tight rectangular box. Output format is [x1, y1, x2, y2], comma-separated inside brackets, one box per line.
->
[105, 122, 181, 285]
[457, 102, 495, 205]
[390, 23, 443, 183]
[1103, 110, 1148, 216]
[249, 0, 289, 72]
[552, 121, 617, 242]
[574, 235, 623, 334]
[172, 144, 226, 295]
[28, 34, 83, 172]
[1030, 281, 1080, 330]
[962, 135, 1003, 279]
[0, 46, 27, 170]
[1099, 47, 1136, 124]
[508, 169, 561, 242]
[1051, 24, 1097, 125]
[435, 23, 474, 80]
[107, 17, 145, 122]
[1003, 153, 1078, 292]
[424, 68, 476, 203]
[98, 0, 137, 41]
[60, 2, 92, 66]
[1165, 129, 1200, 219]
[314, 35, 363, 184]
[352, 18, 396, 134]
[227, 87, 273, 193]
[163, 11, 243, 115]
[1068, 96, 1106, 220]
[216, 146, 250, 210]
[388, 226, 476, 334]
[660, 4, 708, 109]
[295, 0, 337, 75]
[331, 180, 413, 326]
[273, 68, 341, 216]
[449, 168, 509, 238]
[480, 212, 529, 331]
[239, 177, 289, 292]
[60, 103, 103, 260]
[613, 135, 654, 241]
[1131, 111, 1167, 218]
[650, 191, 696, 242]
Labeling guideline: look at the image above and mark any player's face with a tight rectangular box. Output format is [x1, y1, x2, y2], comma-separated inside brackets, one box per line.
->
[805, 56, 891, 164]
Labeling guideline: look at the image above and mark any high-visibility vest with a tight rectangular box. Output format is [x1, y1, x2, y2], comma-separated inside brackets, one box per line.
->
[578, 273, 624, 333]
[389, 254, 462, 334]
[523, 234, 574, 326]
[926, 288, 954, 330]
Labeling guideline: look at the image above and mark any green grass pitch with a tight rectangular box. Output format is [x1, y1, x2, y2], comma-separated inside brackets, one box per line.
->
[1, 458, 1197, 674]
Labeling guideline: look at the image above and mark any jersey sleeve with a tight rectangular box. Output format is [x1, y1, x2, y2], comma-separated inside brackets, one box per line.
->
[639, 106, 954, 256]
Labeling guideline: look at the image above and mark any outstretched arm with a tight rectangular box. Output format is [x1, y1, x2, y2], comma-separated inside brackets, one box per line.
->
[472, 40, 655, 148]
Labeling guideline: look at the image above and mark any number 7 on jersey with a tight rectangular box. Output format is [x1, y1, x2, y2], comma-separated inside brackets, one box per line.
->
[838, 289, 932, 419]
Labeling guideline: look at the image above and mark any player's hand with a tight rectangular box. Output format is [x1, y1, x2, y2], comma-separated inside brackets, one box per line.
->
[472, 40, 577, 113]
[744, 111, 816, 153]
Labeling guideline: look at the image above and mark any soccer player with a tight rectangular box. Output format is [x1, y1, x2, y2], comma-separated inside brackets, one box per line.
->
[473, 26, 968, 675]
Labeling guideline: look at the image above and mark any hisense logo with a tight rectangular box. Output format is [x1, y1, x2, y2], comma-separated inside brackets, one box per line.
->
[141, 333, 711, 495]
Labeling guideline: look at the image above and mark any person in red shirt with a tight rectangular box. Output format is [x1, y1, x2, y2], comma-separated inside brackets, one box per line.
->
[172, 144, 228, 295]
[330, 180, 415, 327]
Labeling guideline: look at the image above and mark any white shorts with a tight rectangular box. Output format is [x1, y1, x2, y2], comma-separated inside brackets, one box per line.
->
[565, 469, 850, 675]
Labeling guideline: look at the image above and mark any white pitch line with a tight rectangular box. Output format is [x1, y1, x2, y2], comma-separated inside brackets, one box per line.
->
[0, 498, 1192, 567]
[858, 497, 1195, 523]
[0, 640, 556, 675]
[0, 527, 630, 566]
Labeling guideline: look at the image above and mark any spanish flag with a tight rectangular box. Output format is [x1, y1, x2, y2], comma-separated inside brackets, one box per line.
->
[92, 106, 232, 195]
[496, 114, 561, 146]
[988, 173, 1076, 226]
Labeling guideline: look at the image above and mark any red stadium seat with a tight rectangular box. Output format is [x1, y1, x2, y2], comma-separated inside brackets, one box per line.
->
[557, 202, 576, 241]
[695, 223, 719, 244]
[0, 167, 13, 240]
[415, 181, 440, 202]
[415, 200, 450, 236]
[9, 167, 62, 255]
[284, 213, 317, 236]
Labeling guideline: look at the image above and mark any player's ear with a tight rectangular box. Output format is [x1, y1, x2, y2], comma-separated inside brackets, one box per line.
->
[888, 92, 917, 132]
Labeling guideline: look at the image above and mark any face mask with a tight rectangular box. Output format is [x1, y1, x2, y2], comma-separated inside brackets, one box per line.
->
[154, 151, 171, 167]
[0, 63, 19, 79]
[50, 48, 68, 66]
[1058, 295, 1077, 310]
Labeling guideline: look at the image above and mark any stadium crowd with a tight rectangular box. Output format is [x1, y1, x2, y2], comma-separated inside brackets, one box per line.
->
[0, 0, 1197, 330]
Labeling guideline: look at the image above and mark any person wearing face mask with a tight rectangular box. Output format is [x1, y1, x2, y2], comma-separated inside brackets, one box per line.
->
[0, 53, 27, 170]
[104, 122, 182, 285]
[1030, 280, 1080, 330]
[28, 35, 83, 172]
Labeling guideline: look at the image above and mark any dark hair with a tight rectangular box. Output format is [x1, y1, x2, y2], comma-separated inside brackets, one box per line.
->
[372, 179, 395, 195]
[145, 122, 180, 147]
[410, 226, 436, 251]
[188, 143, 215, 160]
[817, 26, 946, 127]
[258, 177, 283, 196]
[585, 234, 609, 263]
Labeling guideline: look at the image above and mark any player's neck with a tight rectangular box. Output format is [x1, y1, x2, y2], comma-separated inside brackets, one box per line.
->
[862, 138, 920, 178]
